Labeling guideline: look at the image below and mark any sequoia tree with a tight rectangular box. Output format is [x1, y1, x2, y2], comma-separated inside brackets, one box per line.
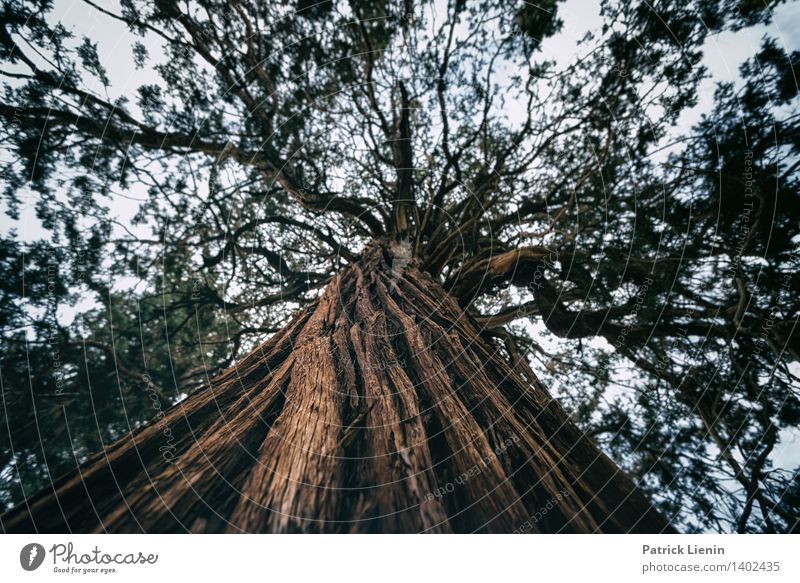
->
[0, 0, 797, 532]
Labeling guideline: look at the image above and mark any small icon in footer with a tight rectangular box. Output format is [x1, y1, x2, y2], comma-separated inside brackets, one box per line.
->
[20, 543, 46, 571]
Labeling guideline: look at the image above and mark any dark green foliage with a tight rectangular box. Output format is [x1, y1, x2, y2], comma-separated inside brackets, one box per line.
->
[0, 0, 797, 531]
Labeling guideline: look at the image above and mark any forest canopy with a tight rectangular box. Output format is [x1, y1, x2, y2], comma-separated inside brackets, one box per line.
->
[0, 0, 798, 533]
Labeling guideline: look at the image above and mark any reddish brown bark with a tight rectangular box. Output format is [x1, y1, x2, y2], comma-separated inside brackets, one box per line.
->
[2, 241, 674, 533]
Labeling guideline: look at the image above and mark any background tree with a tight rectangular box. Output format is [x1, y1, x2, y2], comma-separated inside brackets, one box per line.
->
[0, 0, 797, 532]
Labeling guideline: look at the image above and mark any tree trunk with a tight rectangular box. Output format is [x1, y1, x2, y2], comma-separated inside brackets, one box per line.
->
[2, 240, 674, 533]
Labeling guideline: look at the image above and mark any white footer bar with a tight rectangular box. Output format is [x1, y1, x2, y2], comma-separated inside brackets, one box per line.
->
[1, 534, 796, 582]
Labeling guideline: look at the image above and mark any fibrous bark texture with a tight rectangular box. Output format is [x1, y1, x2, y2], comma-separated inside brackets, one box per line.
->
[2, 241, 673, 533]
